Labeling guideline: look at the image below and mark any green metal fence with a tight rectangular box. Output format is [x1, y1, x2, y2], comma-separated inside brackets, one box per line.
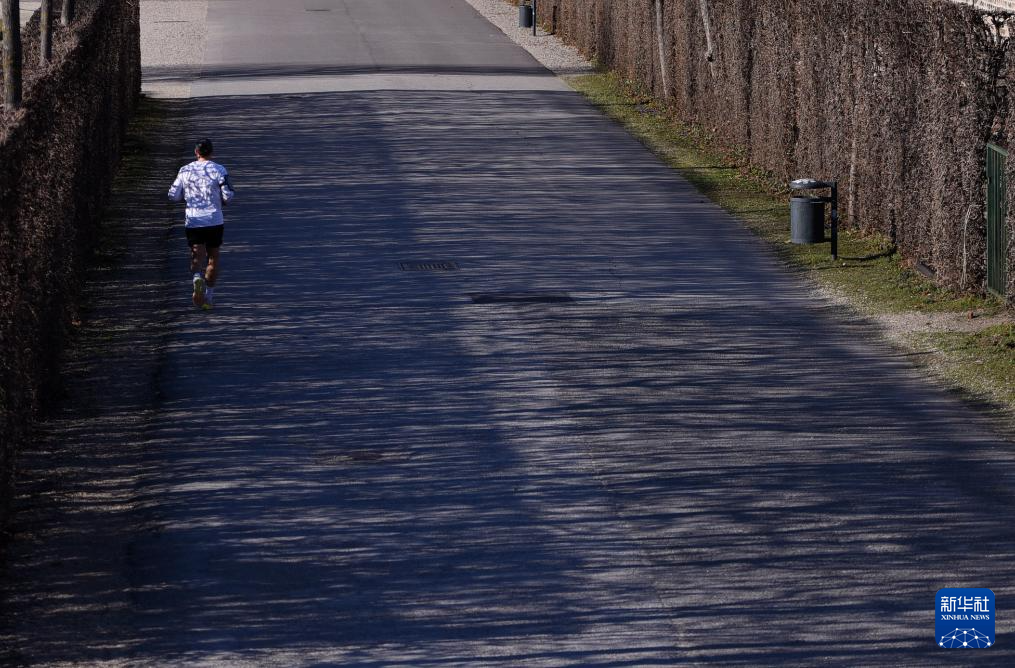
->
[986, 143, 1007, 297]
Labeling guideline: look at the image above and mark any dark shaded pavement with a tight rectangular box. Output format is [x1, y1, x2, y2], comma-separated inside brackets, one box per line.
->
[3, 1, 1015, 665]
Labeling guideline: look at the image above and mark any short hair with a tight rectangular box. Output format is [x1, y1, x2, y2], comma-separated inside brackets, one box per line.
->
[195, 138, 214, 157]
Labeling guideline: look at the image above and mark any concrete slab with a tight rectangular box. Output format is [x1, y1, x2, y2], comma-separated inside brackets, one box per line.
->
[141, 0, 209, 98]
[19, 1, 40, 28]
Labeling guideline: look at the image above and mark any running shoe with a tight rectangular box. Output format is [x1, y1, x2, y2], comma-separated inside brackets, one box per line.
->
[192, 276, 206, 307]
[202, 288, 214, 311]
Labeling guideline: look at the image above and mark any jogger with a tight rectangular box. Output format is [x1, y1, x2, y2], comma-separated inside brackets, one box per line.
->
[168, 138, 235, 309]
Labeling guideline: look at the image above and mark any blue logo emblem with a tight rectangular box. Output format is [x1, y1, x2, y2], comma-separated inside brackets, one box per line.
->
[937, 588, 994, 648]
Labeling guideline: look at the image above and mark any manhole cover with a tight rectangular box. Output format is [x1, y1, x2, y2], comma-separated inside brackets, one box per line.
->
[400, 261, 459, 271]
[315, 451, 394, 465]
[470, 292, 573, 304]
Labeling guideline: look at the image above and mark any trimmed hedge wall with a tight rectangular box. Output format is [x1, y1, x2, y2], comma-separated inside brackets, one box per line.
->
[0, 0, 141, 515]
[547, 0, 1015, 296]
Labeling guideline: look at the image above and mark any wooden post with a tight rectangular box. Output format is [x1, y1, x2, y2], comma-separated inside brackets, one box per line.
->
[653, 0, 670, 100]
[698, 0, 716, 77]
[60, 0, 73, 27]
[1, 0, 22, 109]
[40, 0, 51, 63]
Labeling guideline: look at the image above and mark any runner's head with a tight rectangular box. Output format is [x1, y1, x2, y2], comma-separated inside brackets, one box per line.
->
[195, 138, 214, 159]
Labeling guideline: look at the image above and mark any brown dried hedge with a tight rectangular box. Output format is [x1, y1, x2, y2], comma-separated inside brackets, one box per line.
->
[0, 0, 140, 516]
[547, 0, 1015, 296]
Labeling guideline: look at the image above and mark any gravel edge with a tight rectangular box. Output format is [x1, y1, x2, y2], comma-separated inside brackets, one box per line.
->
[461, 0, 594, 77]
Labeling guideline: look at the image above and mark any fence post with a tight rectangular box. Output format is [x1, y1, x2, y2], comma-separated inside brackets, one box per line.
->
[40, 0, 51, 63]
[654, 0, 670, 100]
[60, 0, 73, 27]
[1, 0, 22, 109]
[986, 144, 1008, 297]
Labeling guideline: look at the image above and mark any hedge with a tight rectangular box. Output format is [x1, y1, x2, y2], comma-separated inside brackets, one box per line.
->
[0, 0, 140, 516]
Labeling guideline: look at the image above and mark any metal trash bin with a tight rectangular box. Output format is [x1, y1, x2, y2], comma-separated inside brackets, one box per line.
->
[519, 2, 533, 28]
[790, 196, 826, 244]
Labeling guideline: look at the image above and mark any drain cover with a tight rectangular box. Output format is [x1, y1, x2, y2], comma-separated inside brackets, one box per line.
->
[315, 451, 392, 465]
[470, 292, 573, 304]
[400, 261, 459, 271]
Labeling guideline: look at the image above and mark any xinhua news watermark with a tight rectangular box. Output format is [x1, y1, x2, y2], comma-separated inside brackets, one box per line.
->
[936, 588, 995, 649]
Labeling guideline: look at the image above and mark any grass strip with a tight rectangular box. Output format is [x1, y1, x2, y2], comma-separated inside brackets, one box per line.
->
[923, 324, 1015, 411]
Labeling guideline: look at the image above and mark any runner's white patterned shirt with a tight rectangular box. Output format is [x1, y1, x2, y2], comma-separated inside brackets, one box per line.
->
[168, 160, 235, 227]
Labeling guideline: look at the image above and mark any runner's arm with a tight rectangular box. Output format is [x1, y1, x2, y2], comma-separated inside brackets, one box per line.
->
[168, 172, 185, 202]
[220, 172, 235, 205]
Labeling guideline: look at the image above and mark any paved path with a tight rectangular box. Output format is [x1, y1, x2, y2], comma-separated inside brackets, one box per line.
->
[4, 0, 1015, 665]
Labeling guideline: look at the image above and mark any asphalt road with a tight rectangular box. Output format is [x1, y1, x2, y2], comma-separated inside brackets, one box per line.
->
[4, 0, 1015, 665]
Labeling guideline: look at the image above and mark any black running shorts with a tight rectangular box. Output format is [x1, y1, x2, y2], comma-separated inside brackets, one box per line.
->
[185, 225, 224, 249]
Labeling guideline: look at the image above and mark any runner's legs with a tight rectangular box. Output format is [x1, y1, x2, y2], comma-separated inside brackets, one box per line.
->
[205, 247, 220, 287]
[190, 244, 207, 275]
[190, 244, 208, 306]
